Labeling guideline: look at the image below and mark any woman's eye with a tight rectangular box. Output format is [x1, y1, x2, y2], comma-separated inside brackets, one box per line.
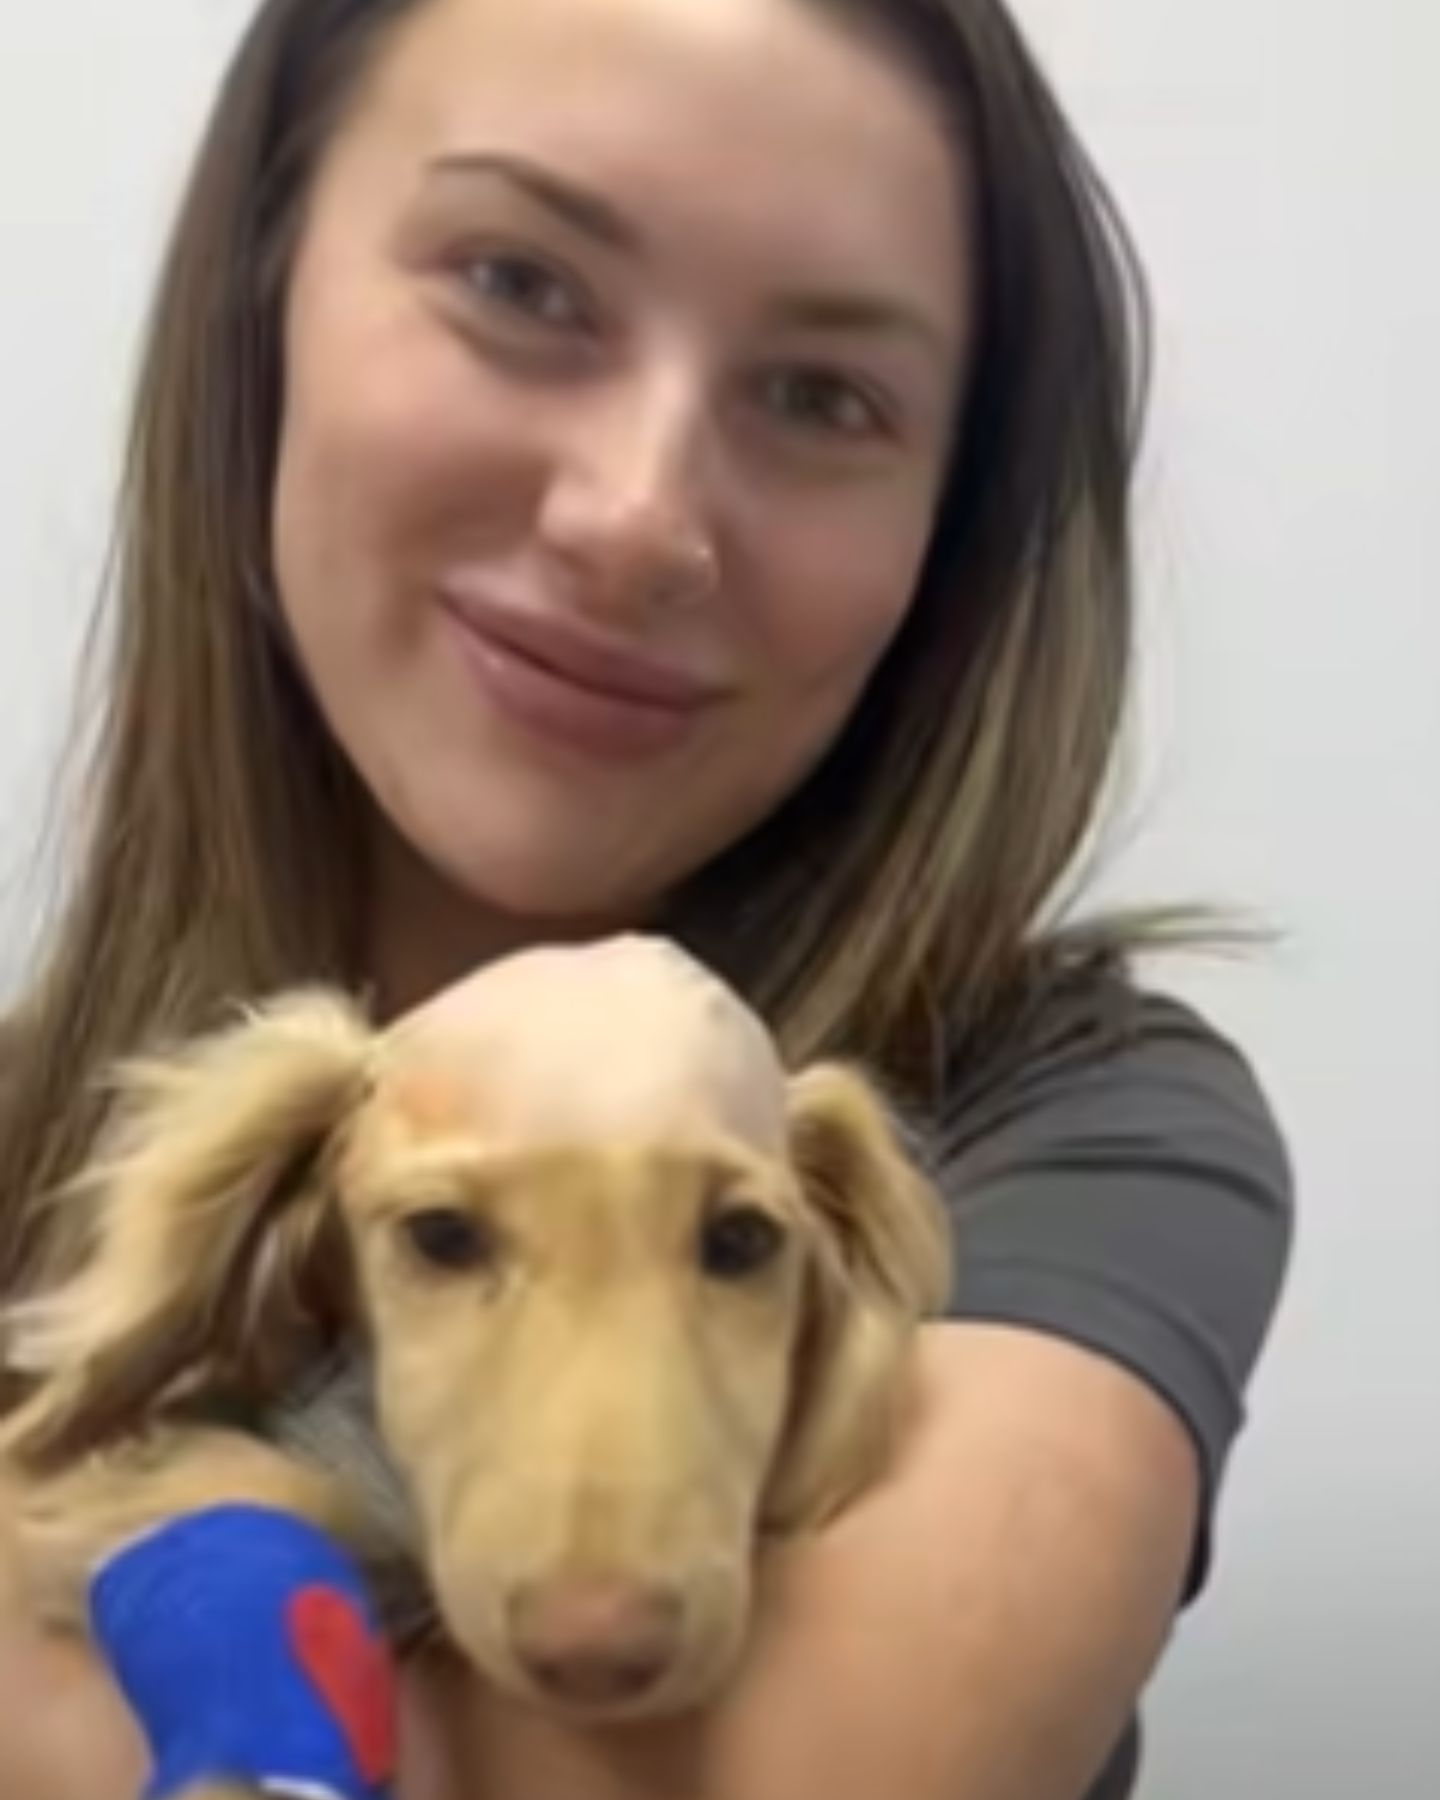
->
[460, 254, 590, 332]
[759, 368, 890, 440]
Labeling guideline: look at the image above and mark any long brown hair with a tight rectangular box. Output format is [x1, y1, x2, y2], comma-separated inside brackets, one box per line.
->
[0, 0, 1151, 1296]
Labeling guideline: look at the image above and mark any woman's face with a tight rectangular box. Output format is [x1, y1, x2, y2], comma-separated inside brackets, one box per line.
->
[274, 0, 973, 930]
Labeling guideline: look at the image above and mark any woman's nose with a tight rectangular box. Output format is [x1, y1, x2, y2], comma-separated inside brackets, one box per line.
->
[536, 370, 719, 618]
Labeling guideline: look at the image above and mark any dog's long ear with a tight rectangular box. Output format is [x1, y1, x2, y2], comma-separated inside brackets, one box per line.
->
[0, 991, 373, 1472]
[762, 1063, 951, 1534]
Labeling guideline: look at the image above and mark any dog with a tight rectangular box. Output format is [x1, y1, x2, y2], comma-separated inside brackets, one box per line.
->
[0, 935, 950, 1790]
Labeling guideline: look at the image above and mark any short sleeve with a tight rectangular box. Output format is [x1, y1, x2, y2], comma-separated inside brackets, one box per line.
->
[932, 981, 1294, 1600]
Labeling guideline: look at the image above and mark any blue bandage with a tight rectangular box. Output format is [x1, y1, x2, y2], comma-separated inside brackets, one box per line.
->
[89, 1504, 397, 1800]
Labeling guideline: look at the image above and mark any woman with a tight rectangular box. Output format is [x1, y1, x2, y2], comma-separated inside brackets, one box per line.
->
[0, 0, 1291, 1794]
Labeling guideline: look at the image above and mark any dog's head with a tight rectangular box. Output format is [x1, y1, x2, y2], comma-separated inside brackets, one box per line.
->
[1, 936, 949, 1718]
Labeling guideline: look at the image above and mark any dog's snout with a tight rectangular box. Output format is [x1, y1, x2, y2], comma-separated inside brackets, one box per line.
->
[509, 1578, 684, 1706]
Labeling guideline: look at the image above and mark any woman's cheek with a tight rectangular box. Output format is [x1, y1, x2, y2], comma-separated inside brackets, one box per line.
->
[750, 508, 926, 703]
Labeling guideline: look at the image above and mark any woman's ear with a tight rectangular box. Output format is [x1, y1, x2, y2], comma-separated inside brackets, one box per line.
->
[763, 1062, 952, 1534]
[0, 990, 373, 1473]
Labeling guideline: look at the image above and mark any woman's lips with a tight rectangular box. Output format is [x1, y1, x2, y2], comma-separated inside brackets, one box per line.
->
[438, 590, 726, 762]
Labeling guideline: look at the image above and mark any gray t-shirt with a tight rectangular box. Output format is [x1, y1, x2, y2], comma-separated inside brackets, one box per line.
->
[932, 978, 1293, 1795]
[266, 976, 1293, 1797]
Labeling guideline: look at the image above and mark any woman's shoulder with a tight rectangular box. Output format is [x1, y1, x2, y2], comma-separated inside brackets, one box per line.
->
[939, 969, 1291, 1197]
[929, 964, 1293, 1596]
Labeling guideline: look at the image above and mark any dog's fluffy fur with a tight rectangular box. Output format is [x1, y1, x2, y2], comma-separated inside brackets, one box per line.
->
[0, 936, 950, 1794]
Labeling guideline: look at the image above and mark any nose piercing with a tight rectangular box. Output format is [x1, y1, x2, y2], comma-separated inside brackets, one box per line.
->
[651, 540, 718, 611]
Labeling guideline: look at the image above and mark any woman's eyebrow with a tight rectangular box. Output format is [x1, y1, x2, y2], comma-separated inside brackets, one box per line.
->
[425, 149, 953, 365]
[762, 293, 952, 365]
[426, 150, 644, 254]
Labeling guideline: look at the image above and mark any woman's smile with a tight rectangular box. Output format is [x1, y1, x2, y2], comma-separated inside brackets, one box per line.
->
[437, 583, 731, 763]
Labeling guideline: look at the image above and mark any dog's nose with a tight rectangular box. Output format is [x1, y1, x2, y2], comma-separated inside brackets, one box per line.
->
[508, 1578, 683, 1706]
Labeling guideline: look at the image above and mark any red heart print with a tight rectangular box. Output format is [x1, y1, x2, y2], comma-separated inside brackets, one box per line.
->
[288, 1583, 398, 1788]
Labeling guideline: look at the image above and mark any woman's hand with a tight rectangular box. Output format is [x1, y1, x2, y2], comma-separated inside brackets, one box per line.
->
[0, 1614, 466, 1800]
[0, 1620, 147, 1800]
[0, 1461, 465, 1800]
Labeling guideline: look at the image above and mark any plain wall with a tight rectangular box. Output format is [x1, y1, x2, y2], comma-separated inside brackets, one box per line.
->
[1, 3, 1436, 1794]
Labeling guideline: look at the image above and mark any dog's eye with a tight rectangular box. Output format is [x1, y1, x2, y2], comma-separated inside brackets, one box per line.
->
[699, 1206, 787, 1281]
[400, 1208, 496, 1273]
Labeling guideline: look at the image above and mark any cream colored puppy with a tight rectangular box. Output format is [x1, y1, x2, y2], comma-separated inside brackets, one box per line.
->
[1, 935, 949, 1723]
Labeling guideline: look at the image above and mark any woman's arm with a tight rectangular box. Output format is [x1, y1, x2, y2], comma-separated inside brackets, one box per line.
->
[0, 1325, 1196, 1800]
[0, 1627, 145, 1799]
[0, 1467, 143, 1800]
[715, 1322, 1197, 1800]
[0, 1477, 463, 1800]
[0, 1616, 466, 1800]
[435, 1320, 1199, 1800]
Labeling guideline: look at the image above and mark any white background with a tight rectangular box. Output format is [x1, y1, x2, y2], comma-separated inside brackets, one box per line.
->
[1, 2, 1436, 1793]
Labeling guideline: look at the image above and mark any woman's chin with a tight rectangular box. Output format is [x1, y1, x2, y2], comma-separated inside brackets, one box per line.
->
[372, 803, 673, 963]
[433, 842, 663, 934]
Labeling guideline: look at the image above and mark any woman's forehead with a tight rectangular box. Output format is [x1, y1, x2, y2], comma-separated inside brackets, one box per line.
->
[322, 0, 972, 346]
